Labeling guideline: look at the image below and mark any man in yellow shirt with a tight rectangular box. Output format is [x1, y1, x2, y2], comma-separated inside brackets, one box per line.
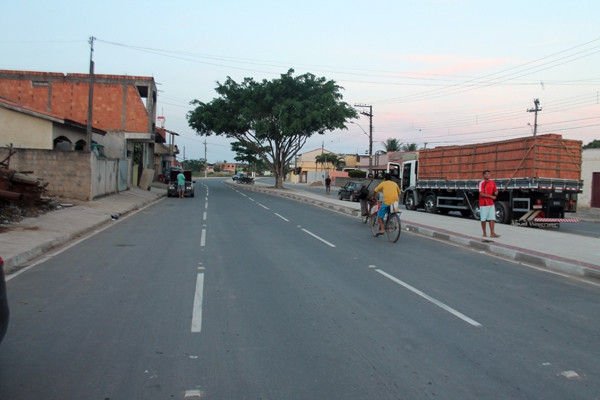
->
[373, 173, 401, 235]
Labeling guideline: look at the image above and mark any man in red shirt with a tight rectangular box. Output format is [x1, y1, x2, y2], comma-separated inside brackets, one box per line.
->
[478, 169, 500, 238]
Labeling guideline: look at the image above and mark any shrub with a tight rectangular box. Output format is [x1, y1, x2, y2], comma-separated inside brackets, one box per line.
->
[348, 169, 367, 178]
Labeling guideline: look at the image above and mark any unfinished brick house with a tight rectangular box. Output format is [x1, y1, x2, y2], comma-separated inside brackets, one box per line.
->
[0, 69, 164, 200]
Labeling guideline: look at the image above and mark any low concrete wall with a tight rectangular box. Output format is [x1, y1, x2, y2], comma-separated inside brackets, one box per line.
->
[0, 148, 126, 201]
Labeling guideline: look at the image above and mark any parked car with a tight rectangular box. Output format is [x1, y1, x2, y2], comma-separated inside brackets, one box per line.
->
[0, 257, 8, 345]
[338, 181, 363, 202]
[167, 170, 195, 197]
[232, 173, 246, 181]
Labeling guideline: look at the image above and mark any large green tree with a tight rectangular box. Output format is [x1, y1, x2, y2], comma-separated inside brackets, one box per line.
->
[187, 69, 357, 188]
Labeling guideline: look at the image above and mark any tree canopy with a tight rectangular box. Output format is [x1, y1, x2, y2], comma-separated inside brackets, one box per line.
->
[187, 69, 357, 188]
[382, 138, 401, 153]
[315, 152, 344, 171]
[583, 139, 600, 149]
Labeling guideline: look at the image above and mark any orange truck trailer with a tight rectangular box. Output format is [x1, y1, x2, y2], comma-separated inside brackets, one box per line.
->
[388, 134, 583, 227]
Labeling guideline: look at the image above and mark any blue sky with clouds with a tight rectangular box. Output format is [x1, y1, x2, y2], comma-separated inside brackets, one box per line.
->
[2, 0, 599, 162]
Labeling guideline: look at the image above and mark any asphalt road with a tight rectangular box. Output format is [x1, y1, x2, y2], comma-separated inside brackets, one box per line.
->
[1, 179, 599, 399]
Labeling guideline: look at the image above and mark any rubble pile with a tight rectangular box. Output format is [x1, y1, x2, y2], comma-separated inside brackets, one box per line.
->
[0, 168, 57, 226]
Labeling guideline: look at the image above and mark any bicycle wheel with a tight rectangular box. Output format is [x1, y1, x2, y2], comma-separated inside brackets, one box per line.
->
[386, 213, 401, 243]
[369, 214, 380, 237]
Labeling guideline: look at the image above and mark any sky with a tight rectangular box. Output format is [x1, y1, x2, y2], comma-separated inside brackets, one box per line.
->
[2, 0, 600, 163]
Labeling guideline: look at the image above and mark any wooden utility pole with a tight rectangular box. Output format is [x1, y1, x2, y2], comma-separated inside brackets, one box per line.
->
[86, 36, 96, 152]
[354, 104, 373, 174]
[527, 98, 542, 136]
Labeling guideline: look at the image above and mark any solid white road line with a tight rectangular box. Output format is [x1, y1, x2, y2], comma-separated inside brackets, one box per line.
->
[191, 272, 204, 333]
[301, 228, 336, 247]
[375, 269, 482, 327]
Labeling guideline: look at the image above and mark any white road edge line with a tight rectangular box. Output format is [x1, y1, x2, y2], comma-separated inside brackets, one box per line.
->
[301, 228, 336, 247]
[191, 272, 204, 333]
[375, 269, 482, 328]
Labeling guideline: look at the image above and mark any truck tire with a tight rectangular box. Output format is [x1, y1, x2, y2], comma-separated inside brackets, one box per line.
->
[404, 192, 417, 211]
[424, 194, 438, 214]
[495, 201, 511, 224]
[472, 201, 481, 220]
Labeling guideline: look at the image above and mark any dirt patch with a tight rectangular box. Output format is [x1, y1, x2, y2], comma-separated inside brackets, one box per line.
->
[0, 196, 64, 232]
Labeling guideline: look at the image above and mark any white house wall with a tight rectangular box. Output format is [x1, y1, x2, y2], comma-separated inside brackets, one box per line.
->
[0, 107, 54, 149]
[581, 148, 600, 208]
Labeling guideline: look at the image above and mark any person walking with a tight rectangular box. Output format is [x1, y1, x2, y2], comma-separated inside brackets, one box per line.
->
[373, 173, 401, 235]
[177, 170, 186, 198]
[325, 176, 331, 194]
[479, 169, 500, 238]
[359, 174, 375, 216]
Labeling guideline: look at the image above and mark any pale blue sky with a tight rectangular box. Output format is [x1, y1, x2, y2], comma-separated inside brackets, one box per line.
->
[2, 0, 599, 162]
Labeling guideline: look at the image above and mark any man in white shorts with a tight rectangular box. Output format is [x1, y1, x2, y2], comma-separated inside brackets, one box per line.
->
[479, 169, 500, 238]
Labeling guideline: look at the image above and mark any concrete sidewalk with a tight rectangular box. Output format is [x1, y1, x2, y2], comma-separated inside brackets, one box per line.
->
[1, 186, 167, 274]
[230, 180, 600, 281]
[2, 179, 599, 282]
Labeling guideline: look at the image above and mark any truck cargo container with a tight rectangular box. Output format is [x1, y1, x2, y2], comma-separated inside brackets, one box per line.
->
[388, 134, 583, 227]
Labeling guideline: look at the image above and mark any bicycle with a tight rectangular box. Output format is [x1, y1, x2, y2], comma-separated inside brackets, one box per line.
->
[369, 201, 402, 243]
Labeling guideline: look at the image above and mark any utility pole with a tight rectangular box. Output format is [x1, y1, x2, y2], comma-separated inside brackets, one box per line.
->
[86, 36, 95, 152]
[203, 139, 207, 179]
[527, 98, 542, 136]
[354, 104, 373, 174]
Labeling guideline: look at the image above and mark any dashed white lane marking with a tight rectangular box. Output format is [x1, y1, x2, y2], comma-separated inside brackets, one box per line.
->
[184, 389, 204, 398]
[258, 203, 269, 209]
[191, 272, 204, 333]
[203, 211, 207, 221]
[275, 213, 289, 222]
[301, 228, 336, 247]
[375, 269, 482, 328]
[200, 229, 206, 247]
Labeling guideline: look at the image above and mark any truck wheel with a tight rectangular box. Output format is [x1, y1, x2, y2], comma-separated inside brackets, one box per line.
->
[495, 201, 511, 224]
[472, 201, 481, 220]
[404, 192, 417, 211]
[424, 194, 438, 214]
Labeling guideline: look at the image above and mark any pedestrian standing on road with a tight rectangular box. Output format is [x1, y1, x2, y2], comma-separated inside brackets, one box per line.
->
[177, 171, 186, 198]
[325, 176, 331, 194]
[479, 169, 500, 238]
[373, 173, 401, 235]
[359, 175, 374, 216]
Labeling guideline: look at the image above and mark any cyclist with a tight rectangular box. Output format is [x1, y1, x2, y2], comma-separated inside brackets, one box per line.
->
[373, 173, 401, 236]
